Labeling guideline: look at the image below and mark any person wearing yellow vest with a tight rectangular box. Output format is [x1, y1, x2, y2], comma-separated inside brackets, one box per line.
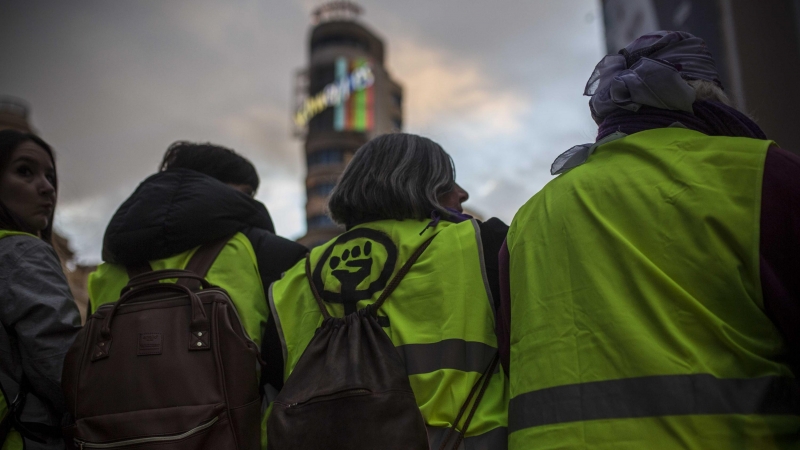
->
[500, 31, 800, 449]
[0, 130, 81, 450]
[268, 133, 509, 449]
[87, 141, 307, 449]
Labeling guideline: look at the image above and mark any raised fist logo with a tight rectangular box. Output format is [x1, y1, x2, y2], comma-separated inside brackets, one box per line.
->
[329, 241, 374, 295]
[313, 229, 399, 306]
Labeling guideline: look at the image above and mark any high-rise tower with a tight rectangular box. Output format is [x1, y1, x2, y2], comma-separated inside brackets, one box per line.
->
[294, 1, 403, 247]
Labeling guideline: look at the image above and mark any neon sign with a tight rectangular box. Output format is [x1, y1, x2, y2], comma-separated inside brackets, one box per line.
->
[294, 57, 375, 130]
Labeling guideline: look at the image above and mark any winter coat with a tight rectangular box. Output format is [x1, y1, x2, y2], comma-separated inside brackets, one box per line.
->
[0, 232, 82, 450]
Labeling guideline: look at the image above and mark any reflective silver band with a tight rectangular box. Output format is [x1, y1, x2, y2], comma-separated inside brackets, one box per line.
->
[427, 425, 507, 450]
[397, 339, 496, 375]
[268, 283, 288, 369]
[471, 218, 496, 321]
[509, 373, 800, 433]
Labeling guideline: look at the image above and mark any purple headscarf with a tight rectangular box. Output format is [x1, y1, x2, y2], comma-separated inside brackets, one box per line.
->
[586, 31, 721, 123]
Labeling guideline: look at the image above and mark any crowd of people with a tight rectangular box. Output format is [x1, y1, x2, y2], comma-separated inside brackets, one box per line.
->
[1, 30, 798, 450]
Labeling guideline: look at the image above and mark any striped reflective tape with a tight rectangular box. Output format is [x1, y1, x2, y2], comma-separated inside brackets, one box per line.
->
[427, 425, 507, 450]
[397, 339, 496, 375]
[509, 373, 800, 433]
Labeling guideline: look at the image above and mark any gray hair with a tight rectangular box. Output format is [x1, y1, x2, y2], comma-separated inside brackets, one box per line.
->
[328, 133, 456, 226]
[687, 79, 731, 106]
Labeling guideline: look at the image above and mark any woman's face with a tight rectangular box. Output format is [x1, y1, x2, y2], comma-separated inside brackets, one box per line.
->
[0, 141, 56, 232]
[438, 183, 469, 213]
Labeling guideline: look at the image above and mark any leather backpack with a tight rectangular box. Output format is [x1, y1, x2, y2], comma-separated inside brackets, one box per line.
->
[267, 234, 498, 450]
[62, 239, 263, 450]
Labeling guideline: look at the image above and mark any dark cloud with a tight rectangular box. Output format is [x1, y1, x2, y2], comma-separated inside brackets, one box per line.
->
[1, 0, 604, 262]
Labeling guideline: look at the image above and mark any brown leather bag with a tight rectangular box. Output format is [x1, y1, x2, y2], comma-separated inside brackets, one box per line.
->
[62, 239, 263, 450]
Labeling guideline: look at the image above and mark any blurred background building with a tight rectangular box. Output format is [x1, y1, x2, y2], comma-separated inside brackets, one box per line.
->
[0, 96, 93, 322]
[602, 0, 800, 152]
[293, 1, 403, 247]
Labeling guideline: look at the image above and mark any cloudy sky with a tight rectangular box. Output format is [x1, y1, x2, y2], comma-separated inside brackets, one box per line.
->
[1, 0, 605, 264]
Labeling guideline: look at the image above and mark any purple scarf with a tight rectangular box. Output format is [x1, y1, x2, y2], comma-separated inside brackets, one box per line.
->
[597, 100, 767, 141]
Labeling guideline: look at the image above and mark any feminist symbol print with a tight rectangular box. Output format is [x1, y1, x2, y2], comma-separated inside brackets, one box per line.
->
[312, 228, 398, 312]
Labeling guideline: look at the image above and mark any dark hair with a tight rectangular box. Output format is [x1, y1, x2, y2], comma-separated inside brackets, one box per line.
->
[0, 129, 57, 243]
[328, 133, 456, 226]
[159, 141, 260, 192]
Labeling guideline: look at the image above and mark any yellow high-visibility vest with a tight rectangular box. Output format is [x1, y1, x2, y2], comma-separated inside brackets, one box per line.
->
[507, 128, 798, 449]
[270, 219, 509, 449]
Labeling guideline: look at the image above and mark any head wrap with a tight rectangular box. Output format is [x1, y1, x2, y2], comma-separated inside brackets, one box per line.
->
[586, 31, 721, 124]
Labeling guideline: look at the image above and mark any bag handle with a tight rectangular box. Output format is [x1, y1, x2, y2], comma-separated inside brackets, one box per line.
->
[123, 270, 211, 293]
[93, 282, 210, 362]
[305, 234, 437, 319]
[438, 352, 500, 450]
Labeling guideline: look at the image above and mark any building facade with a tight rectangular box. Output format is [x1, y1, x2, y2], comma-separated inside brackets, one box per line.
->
[295, 2, 403, 247]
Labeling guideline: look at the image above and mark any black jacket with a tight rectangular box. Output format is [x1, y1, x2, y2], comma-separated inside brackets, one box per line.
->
[102, 168, 307, 304]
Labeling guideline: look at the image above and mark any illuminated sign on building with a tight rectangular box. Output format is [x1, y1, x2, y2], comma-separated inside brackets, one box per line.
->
[294, 57, 375, 130]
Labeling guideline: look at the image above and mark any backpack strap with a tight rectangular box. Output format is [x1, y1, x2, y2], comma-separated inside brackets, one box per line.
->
[368, 234, 436, 312]
[178, 236, 232, 288]
[438, 352, 500, 450]
[0, 326, 61, 445]
[305, 234, 437, 319]
[125, 261, 153, 279]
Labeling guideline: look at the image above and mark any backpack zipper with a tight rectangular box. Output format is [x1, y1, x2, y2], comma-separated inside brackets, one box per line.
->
[73, 416, 218, 449]
[286, 388, 371, 408]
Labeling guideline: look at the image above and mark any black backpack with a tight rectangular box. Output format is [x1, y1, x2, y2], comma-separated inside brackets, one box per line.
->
[267, 234, 498, 450]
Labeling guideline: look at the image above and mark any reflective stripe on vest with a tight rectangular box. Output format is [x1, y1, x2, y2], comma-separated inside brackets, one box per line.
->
[398, 339, 497, 375]
[507, 129, 799, 448]
[270, 219, 509, 445]
[509, 373, 800, 432]
[427, 425, 508, 450]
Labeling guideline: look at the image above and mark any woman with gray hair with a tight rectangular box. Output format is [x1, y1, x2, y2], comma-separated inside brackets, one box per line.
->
[266, 133, 509, 449]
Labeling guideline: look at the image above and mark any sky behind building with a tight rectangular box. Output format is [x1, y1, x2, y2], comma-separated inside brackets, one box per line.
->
[1, 0, 604, 263]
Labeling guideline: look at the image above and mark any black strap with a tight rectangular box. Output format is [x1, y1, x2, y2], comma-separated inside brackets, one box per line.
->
[125, 260, 153, 279]
[438, 352, 500, 450]
[0, 328, 61, 445]
[6, 378, 61, 443]
[305, 234, 437, 319]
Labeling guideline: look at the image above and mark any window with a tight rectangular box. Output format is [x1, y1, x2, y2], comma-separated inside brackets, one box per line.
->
[307, 149, 344, 168]
[308, 214, 336, 229]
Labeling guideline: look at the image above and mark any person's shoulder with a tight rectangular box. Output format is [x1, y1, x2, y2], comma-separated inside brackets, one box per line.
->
[244, 228, 307, 254]
[478, 217, 509, 235]
[0, 233, 57, 265]
[241, 227, 308, 277]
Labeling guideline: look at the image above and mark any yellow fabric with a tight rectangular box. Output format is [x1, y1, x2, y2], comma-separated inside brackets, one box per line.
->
[88, 232, 267, 346]
[87, 232, 269, 447]
[0, 431, 21, 450]
[270, 219, 508, 438]
[507, 128, 797, 448]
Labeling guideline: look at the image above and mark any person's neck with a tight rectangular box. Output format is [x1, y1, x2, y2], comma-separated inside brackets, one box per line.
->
[597, 100, 766, 141]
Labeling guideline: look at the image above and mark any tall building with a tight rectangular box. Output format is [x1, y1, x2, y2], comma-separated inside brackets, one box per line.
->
[601, 0, 800, 151]
[294, 1, 403, 247]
